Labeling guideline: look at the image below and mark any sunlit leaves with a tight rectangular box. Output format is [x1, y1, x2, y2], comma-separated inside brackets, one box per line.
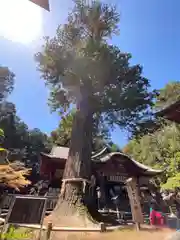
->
[35, 0, 155, 136]
[0, 163, 31, 190]
[155, 81, 180, 110]
[161, 172, 180, 190]
[50, 110, 75, 147]
[0, 128, 31, 190]
[124, 122, 180, 189]
[124, 81, 180, 189]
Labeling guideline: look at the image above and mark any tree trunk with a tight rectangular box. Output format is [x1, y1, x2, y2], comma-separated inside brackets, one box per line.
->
[47, 87, 97, 228]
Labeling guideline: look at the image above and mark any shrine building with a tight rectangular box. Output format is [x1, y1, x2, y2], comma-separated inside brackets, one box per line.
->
[156, 99, 180, 123]
[40, 146, 162, 185]
[39, 146, 163, 210]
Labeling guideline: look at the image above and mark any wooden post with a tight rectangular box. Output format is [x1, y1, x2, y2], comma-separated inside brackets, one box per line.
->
[0, 196, 15, 240]
[38, 198, 47, 240]
[46, 222, 53, 240]
[99, 175, 106, 209]
[136, 177, 141, 231]
[135, 222, 140, 231]
[126, 177, 143, 231]
[100, 222, 106, 232]
[116, 206, 120, 221]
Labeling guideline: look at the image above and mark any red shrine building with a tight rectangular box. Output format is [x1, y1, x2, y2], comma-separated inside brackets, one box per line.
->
[40, 146, 162, 185]
[39, 146, 163, 211]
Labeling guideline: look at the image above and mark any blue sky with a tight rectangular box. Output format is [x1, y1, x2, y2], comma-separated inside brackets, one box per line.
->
[0, 0, 179, 147]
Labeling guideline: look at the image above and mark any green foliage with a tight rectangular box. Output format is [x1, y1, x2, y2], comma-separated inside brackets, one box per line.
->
[161, 173, 180, 190]
[130, 117, 162, 139]
[50, 110, 75, 147]
[124, 81, 180, 189]
[124, 123, 180, 177]
[0, 64, 48, 187]
[50, 109, 113, 151]
[0, 129, 4, 138]
[155, 81, 180, 110]
[0, 128, 5, 145]
[25, 128, 49, 164]
[0, 66, 14, 102]
[131, 81, 180, 138]
[108, 142, 120, 152]
[35, 0, 155, 137]
[0, 101, 49, 168]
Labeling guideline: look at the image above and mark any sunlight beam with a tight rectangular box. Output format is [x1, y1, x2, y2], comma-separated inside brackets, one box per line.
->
[0, 0, 43, 44]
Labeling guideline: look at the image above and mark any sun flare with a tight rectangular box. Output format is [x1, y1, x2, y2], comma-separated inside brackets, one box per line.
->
[0, 0, 43, 44]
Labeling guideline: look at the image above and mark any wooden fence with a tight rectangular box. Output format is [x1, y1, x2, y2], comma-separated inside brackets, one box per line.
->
[1, 222, 109, 240]
[11, 222, 115, 240]
[0, 195, 111, 239]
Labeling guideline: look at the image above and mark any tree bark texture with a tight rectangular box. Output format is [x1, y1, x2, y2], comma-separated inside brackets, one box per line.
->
[47, 87, 97, 229]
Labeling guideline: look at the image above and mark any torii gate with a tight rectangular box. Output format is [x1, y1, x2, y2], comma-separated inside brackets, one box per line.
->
[30, 0, 50, 11]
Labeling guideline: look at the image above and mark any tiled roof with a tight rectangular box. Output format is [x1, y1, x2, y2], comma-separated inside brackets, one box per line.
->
[98, 151, 163, 175]
[40, 146, 163, 176]
[156, 99, 180, 116]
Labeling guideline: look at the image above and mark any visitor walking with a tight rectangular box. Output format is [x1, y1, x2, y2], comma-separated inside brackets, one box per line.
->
[149, 192, 166, 226]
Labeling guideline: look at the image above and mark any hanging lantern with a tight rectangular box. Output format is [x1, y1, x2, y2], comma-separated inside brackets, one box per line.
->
[29, 0, 50, 11]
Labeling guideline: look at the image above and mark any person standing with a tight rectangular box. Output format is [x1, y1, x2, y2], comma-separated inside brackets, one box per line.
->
[149, 192, 165, 226]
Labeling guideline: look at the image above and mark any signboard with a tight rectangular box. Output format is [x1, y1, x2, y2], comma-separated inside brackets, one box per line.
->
[7, 196, 47, 224]
[30, 0, 50, 11]
[107, 175, 127, 183]
[98, 171, 128, 183]
[126, 177, 143, 224]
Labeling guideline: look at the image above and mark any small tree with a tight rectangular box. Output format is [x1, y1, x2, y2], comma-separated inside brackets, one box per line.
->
[35, 0, 155, 227]
[0, 129, 30, 192]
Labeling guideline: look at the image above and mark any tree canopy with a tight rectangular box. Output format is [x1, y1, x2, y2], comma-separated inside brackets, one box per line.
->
[155, 81, 180, 110]
[0, 65, 49, 182]
[35, 0, 156, 137]
[34, 0, 158, 227]
[124, 81, 180, 190]
[50, 110, 75, 148]
[0, 102, 49, 167]
[0, 66, 14, 102]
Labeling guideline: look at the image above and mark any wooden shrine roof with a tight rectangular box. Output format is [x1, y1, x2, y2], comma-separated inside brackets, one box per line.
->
[156, 99, 180, 123]
[40, 146, 163, 177]
[94, 151, 163, 176]
[30, 0, 50, 11]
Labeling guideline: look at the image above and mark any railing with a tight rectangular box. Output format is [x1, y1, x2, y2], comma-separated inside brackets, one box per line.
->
[2, 222, 114, 240]
[1, 194, 175, 223]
